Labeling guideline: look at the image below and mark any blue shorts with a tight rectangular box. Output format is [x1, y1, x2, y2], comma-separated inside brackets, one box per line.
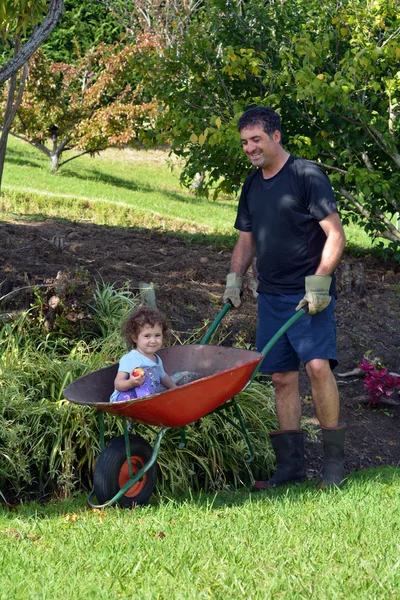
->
[256, 293, 338, 374]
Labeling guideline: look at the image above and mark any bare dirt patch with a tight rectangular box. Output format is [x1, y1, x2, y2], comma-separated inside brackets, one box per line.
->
[1, 216, 400, 480]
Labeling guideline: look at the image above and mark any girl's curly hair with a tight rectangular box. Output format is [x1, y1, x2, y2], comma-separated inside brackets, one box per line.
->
[121, 305, 170, 350]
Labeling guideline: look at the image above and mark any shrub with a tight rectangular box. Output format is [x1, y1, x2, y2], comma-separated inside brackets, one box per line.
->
[358, 357, 400, 405]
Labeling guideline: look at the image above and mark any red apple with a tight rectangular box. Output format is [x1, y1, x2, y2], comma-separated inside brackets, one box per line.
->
[132, 367, 145, 377]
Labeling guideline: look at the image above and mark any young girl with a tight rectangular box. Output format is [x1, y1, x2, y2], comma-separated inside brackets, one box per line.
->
[110, 306, 177, 403]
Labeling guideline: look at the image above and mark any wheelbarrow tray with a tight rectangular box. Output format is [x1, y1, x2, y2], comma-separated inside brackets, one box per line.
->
[63, 344, 262, 427]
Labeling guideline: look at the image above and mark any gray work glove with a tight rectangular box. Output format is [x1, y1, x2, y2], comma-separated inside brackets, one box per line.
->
[296, 275, 332, 315]
[223, 273, 244, 308]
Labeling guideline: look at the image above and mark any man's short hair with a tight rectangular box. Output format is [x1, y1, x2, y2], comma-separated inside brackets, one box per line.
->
[238, 106, 282, 137]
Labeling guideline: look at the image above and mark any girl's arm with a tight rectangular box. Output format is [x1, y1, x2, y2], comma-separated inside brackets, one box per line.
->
[114, 370, 145, 391]
[161, 374, 178, 389]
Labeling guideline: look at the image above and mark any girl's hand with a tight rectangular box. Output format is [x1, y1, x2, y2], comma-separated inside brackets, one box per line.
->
[130, 374, 146, 387]
[130, 369, 145, 387]
[114, 369, 145, 391]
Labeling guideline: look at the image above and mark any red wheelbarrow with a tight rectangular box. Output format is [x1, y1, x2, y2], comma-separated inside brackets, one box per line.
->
[63, 304, 306, 508]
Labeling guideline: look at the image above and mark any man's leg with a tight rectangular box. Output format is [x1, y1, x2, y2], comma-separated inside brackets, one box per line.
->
[253, 370, 305, 490]
[272, 370, 301, 429]
[254, 294, 307, 490]
[305, 359, 339, 428]
[305, 359, 345, 487]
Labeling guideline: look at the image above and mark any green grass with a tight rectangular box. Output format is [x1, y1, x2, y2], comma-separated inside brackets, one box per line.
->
[1, 136, 385, 254]
[1, 467, 399, 599]
[2, 137, 238, 241]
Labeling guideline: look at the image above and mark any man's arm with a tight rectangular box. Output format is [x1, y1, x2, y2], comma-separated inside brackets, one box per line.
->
[223, 231, 256, 308]
[316, 212, 346, 275]
[296, 212, 346, 314]
[230, 231, 256, 275]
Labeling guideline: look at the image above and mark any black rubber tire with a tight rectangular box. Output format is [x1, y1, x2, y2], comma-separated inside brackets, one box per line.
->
[93, 434, 157, 508]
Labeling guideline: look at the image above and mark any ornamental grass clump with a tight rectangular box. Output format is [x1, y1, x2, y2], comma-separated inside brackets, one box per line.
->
[0, 282, 278, 502]
[358, 357, 400, 405]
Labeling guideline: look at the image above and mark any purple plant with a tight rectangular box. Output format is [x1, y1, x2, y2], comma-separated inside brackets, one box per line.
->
[358, 357, 400, 405]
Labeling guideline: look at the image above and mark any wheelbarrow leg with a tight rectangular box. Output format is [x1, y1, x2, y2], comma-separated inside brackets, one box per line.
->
[179, 426, 187, 449]
[231, 397, 255, 463]
[123, 417, 134, 480]
[214, 397, 255, 463]
[98, 411, 105, 450]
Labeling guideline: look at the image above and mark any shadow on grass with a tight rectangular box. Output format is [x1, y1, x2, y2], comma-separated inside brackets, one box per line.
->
[6, 146, 211, 206]
[5, 148, 47, 170]
[59, 166, 230, 208]
[59, 165, 238, 211]
[157, 465, 400, 510]
[1, 467, 398, 519]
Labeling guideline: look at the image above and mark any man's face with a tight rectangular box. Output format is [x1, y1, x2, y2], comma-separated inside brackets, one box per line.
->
[240, 124, 281, 169]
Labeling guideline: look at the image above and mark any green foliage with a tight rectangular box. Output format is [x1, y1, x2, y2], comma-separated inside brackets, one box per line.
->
[42, 0, 123, 63]
[0, 282, 278, 501]
[88, 280, 139, 340]
[137, 0, 400, 245]
[0, 0, 49, 41]
[276, 0, 400, 244]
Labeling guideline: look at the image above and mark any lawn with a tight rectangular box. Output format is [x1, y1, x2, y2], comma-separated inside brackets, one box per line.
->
[1, 136, 376, 252]
[2, 137, 238, 238]
[1, 468, 399, 599]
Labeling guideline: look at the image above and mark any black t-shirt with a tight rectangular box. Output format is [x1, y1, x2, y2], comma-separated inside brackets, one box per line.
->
[234, 155, 338, 295]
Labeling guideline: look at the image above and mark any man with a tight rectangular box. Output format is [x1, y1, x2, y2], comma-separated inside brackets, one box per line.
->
[223, 106, 347, 489]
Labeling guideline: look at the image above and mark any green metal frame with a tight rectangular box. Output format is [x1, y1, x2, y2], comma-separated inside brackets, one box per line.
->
[88, 420, 168, 509]
[88, 303, 307, 507]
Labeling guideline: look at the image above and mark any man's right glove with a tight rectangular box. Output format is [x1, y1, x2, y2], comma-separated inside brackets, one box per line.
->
[223, 273, 244, 308]
[295, 275, 332, 315]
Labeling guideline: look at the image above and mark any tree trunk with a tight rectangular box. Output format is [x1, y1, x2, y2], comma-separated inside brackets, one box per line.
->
[0, 0, 64, 86]
[50, 152, 60, 173]
[0, 45, 29, 191]
[337, 261, 365, 297]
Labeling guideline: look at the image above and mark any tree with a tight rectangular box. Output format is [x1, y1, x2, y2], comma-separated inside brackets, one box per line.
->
[100, 0, 203, 47]
[136, 0, 400, 249]
[0, 0, 64, 188]
[5, 42, 157, 172]
[276, 0, 400, 247]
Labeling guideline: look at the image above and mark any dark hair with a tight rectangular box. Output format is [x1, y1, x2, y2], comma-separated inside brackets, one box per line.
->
[238, 106, 282, 138]
[122, 305, 169, 350]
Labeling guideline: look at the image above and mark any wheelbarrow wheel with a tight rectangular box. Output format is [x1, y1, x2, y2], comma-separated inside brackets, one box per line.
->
[93, 434, 157, 508]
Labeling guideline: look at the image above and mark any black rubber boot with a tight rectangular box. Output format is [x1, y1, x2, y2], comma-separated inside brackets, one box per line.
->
[253, 430, 306, 491]
[318, 425, 346, 489]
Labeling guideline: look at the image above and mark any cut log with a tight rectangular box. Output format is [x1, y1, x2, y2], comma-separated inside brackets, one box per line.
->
[139, 282, 157, 309]
[337, 260, 365, 297]
[352, 262, 365, 297]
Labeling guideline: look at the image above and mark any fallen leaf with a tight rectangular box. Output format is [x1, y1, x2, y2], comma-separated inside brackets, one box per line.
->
[155, 531, 166, 538]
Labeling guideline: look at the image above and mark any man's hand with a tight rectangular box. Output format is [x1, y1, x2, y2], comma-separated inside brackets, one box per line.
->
[223, 273, 244, 308]
[296, 275, 332, 315]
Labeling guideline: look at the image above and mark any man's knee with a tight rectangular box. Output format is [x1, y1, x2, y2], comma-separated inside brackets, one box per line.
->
[305, 359, 332, 382]
[271, 370, 298, 391]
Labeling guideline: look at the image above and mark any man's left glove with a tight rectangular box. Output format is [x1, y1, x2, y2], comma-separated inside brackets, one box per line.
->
[223, 273, 244, 308]
[296, 275, 332, 315]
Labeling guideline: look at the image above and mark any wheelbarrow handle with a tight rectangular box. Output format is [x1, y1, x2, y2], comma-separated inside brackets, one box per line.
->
[200, 302, 232, 345]
[200, 302, 309, 347]
[249, 306, 308, 383]
[260, 307, 308, 359]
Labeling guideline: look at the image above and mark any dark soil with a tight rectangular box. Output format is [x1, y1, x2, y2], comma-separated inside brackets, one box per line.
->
[1, 216, 400, 480]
